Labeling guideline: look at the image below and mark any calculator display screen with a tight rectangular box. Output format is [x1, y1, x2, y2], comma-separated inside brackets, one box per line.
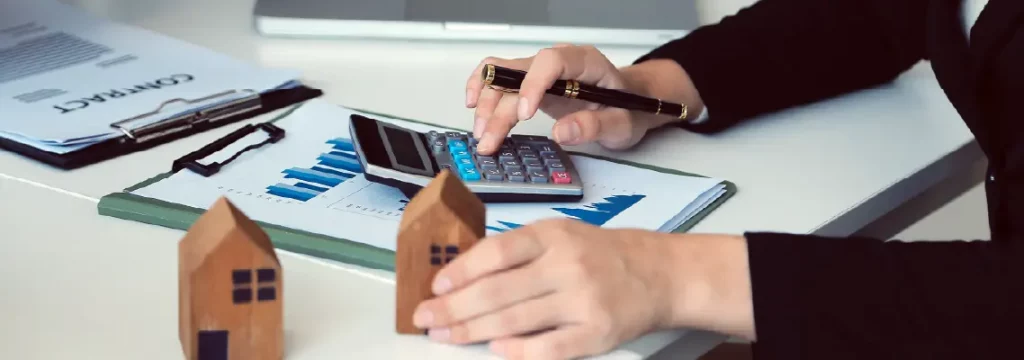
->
[383, 126, 428, 171]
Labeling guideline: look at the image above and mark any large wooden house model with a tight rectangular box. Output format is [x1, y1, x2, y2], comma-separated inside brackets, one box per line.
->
[395, 170, 486, 334]
[179, 197, 283, 360]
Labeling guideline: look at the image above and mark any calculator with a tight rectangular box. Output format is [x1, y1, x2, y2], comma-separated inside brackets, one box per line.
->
[348, 113, 584, 203]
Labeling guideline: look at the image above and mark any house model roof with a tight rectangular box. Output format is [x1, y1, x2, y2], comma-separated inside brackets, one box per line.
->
[398, 170, 485, 233]
[179, 197, 279, 272]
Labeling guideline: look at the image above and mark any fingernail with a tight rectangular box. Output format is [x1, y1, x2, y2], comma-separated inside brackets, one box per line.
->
[554, 121, 580, 143]
[413, 308, 433, 327]
[428, 328, 450, 341]
[473, 117, 484, 139]
[517, 97, 530, 121]
[490, 341, 506, 354]
[433, 276, 452, 295]
[478, 132, 501, 153]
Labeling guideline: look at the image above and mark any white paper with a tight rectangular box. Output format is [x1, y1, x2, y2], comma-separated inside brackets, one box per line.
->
[130, 99, 727, 252]
[0, 0, 300, 153]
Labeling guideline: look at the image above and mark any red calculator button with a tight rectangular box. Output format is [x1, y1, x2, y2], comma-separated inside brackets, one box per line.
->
[552, 171, 572, 184]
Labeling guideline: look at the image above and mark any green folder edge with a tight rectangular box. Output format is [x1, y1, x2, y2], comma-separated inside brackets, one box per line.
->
[97, 101, 737, 272]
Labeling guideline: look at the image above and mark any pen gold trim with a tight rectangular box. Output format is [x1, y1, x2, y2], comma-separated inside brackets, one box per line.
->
[484, 64, 496, 87]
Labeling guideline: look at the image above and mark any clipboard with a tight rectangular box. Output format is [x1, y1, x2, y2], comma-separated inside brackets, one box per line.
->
[0, 85, 322, 170]
[96, 104, 737, 271]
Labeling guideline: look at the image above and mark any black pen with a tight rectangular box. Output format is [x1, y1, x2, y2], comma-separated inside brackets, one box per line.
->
[481, 64, 689, 120]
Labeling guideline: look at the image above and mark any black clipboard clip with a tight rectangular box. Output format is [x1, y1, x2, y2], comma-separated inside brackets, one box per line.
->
[110, 89, 263, 144]
[171, 122, 285, 177]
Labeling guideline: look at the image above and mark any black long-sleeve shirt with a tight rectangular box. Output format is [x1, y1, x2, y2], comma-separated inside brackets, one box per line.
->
[635, 0, 1024, 358]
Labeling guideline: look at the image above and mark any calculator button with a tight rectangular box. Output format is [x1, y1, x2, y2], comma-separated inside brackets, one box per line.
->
[542, 154, 560, 164]
[498, 151, 518, 162]
[468, 136, 479, 147]
[483, 169, 504, 181]
[523, 158, 545, 173]
[476, 154, 496, 162]
[516, 145, 533, 152]
[528, 171, 549, 183]
[536, 145, 557, 156]
[510, 134, 551, 144]
[448, 140, 467, 152]
[459, 168, 481, 181]
[446, 131, 463, 140]
[518, 150, 538, 159]
[478, 158, 499, 170]
[506, 170, 526, 182]
[430, 140, 447, 154]
[456, 158, 476, 171]
[547, 161, 565, 173]
[439, 164, 455, 173]
[551, 171, 572, 184]
[502, 160, 523, 172]
[451, 150, 471, 162]
[435, 155, 454, 166]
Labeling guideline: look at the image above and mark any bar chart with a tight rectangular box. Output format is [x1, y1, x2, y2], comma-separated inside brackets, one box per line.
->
[265, 137, 363, 202]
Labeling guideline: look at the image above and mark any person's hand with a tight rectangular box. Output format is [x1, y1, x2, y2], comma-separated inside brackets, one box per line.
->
[410, 219, 675, 360]
[465, 44, 702, 155]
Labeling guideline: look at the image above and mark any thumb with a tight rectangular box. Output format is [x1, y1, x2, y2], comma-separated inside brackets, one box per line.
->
[552, 108, 637, 149]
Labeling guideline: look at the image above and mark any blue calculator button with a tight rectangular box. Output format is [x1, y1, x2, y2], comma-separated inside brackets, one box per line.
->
[456, 158, 475, 170]
[448, 140, 468, 151]
[451, 150, 471, 161]
[460, 168, 481, 181]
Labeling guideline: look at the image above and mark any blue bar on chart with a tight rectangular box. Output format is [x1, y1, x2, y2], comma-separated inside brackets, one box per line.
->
[327, 138, 355, 152]
[266, 183, 321, 202]
[265, 137, 363, 202]
[317, 153, 362, 174]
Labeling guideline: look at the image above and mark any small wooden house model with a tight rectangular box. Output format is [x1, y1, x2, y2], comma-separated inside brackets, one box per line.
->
[395, 170, 486, 334]
[179, 197, 283, 360]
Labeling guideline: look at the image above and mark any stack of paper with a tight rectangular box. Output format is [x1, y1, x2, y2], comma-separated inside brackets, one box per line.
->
[0, 0, 300, 154]
[128, 100, 730, 252]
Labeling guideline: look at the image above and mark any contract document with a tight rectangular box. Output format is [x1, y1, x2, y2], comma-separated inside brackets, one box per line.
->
[0, 0, 300, 155]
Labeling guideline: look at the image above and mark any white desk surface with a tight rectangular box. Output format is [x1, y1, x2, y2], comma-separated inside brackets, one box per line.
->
[0, 0, 980, 359]
[0, 176, 717, 360]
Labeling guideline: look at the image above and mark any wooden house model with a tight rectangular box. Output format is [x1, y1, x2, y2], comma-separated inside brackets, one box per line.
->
[395, 170, 486, 334]
[179, 197, 283, 360]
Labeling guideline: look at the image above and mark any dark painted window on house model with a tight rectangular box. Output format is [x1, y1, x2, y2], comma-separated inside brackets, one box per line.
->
[232, 268, 277, 304]
[430, 245, 459, 266]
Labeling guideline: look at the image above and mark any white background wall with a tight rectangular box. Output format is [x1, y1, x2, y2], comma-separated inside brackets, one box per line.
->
[694, 0, 991, 241]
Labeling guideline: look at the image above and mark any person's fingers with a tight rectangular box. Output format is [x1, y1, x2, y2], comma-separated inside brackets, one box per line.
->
[490, 325, 609, 360]
[415, 262, 557, 333]
[473, 87, 504, 140]
[551, 108, 632, 147]
[477, 94, 523, 154]
[431, 228, 547, 296]
[432, 291, 569, 345]
[466, 56, 529, 108]
[517, 46, 594, 122]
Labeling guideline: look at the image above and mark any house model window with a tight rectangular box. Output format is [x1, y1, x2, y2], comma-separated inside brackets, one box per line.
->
[430, 244, 459, 266]
[232, 268, 278, 304]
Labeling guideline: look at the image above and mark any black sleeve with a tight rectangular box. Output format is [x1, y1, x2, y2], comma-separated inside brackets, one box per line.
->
[634, 0, 931, 133]
[744, 232, 1024, 359]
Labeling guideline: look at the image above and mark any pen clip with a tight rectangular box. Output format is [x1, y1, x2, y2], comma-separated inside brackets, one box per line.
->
[110, 89, 262, 144]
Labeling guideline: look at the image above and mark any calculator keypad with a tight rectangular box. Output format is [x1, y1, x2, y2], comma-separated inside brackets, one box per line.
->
[428, 131, 574, 184]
